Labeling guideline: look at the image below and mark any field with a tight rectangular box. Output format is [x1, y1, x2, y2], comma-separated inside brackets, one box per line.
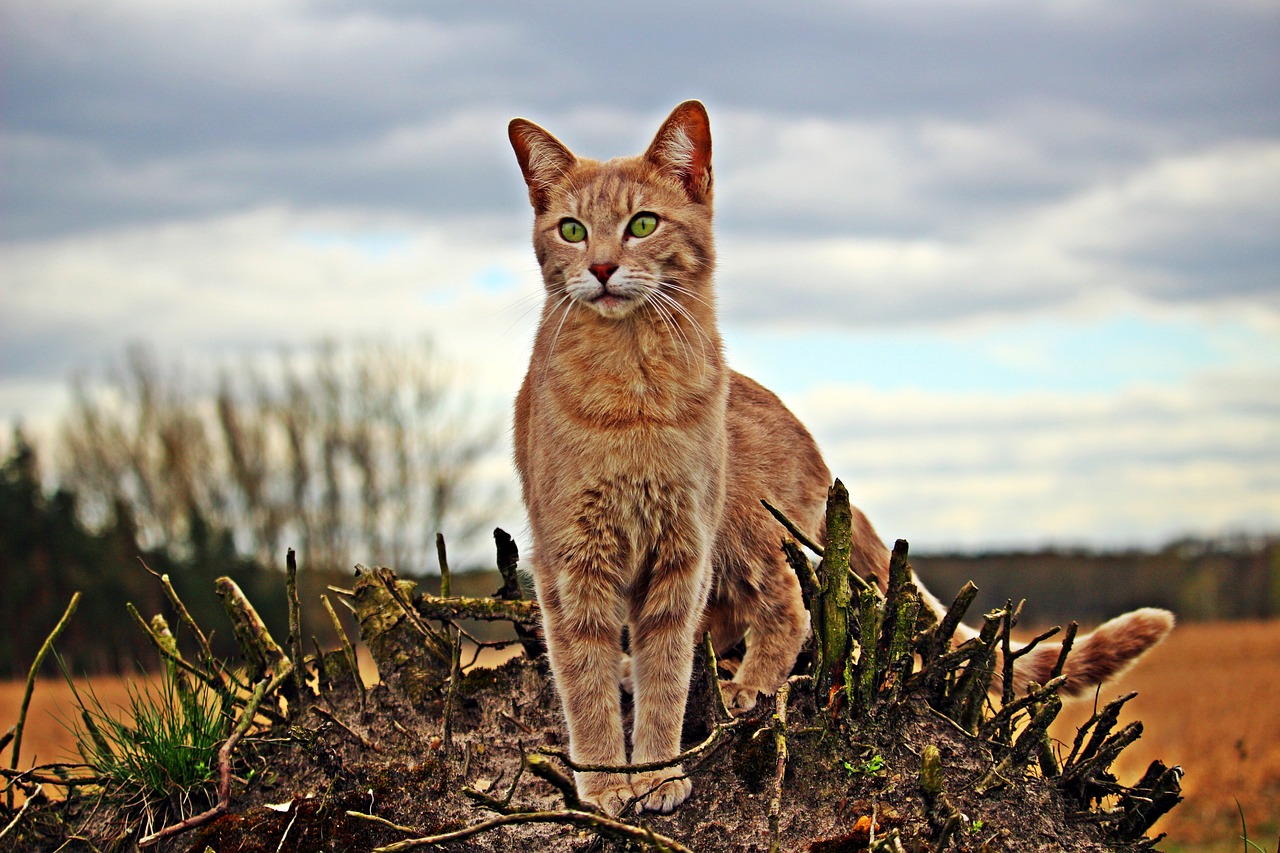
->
[1050, 619, 1280, 852]
[3, 621, 1276, 851]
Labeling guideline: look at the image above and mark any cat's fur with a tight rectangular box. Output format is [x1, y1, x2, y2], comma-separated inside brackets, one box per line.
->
[508, 101, 1174, 816]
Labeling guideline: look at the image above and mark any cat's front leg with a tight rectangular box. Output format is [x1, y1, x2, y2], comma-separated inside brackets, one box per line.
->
[626, 551, 711, 814]
[536, 574, 633, 815]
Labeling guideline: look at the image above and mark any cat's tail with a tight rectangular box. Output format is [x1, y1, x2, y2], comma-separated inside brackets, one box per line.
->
[996, 607, 1175, 698]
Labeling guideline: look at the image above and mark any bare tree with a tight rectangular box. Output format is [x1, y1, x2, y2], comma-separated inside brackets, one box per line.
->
[58, 339, 504, 573]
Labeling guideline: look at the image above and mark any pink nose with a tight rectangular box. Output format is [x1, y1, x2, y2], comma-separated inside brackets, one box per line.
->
[589, 263, 618, 284]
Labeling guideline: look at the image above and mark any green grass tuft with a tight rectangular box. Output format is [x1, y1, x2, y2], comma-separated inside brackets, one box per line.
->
[56, 652, 229, 819]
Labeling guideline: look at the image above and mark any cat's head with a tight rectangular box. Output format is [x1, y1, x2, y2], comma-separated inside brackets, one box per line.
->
[509, 101, 715, 320]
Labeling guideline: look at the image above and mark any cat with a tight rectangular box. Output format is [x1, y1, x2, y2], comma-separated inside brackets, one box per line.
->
[507, 100, 1174, 816]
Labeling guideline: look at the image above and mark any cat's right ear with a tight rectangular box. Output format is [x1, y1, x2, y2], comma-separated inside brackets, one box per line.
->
[509, 119, 576, 214]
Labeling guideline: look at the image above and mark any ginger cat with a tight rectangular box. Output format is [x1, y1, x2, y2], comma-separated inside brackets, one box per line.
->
[508, 101, 1173, 816]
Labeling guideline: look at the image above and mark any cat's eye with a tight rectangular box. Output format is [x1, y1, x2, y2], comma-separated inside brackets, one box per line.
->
[627, 213, 659, 239]
[559, 219, 587, 243]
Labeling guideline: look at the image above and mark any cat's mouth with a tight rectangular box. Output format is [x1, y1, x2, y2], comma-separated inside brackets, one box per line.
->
[585, 285, 640, 316]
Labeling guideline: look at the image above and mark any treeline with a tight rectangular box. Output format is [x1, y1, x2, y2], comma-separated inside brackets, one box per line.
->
[0, 430, 294, 677]
[2, 339, 507, 678]
[912, 537, 1280, 625]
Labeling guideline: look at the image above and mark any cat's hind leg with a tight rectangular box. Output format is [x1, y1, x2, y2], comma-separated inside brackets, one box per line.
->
[715, 555, 810, 715]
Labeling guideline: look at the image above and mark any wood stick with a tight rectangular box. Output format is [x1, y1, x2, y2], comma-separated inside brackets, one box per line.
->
[761, 499, 825, 557]
[370, 806, 694, 853]
[286, 549, 307, 703]
[8, 592, 80, 809]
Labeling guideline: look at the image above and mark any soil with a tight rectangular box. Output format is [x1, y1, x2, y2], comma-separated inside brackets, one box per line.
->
[8, 650, 1166, 853]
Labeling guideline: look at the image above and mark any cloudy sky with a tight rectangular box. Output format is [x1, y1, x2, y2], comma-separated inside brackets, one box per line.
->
[4, 0, 1279, 552]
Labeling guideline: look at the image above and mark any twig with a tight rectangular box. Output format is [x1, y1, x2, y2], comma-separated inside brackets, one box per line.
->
[539, 713, 748, 774]
[0, 765, 106, 787]
[0, 782, 41, 843]
[436, 533, 451, 599]
[8, 592, 80, 809]
[493, 528, 546, 660]
[322, 595, 366, 705]
[371, 807, 695, 853]
[125, 604, 239, 707]
[415, 594, 539, 624]
[926, 581, 979, 662]
[702, 631, 733, 723]
[311, 706, 380, 751]
[1047, 622, 1079, 683]
[366, 567, 454, 667]
[216, 576, 290, 681]
[980, 675, 1068, 740]
[346, 809, 419, 834]
[286, 549, 307, 703]
[493, 528, 524, 601]
[817, 480, 854, 701]
[761, 499, 825, 556]
[1063, 692, 1138, 771]
[525, 753, 582, 810]
[974, 693, 1064, 794]
[442, 626, 463, 752]
[140, 559, 247, 692]
[781, 539, 821, 614]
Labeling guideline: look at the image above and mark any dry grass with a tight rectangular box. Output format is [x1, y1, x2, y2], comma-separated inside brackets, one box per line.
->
[1050, 619, 1280, 852]
[3, 625, 1275, 851]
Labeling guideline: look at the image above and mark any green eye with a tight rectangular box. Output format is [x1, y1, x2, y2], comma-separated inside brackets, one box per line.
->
[559, 219, 587, 243]
[628, 213, 659, 238]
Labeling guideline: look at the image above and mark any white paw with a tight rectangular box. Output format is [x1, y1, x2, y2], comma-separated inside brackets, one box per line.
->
[719, 680, 761, 715]
[632, 767, 692, 814]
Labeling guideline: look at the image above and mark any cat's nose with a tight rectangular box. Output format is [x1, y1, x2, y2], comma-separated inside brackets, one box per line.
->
[588, 263, 619, 284]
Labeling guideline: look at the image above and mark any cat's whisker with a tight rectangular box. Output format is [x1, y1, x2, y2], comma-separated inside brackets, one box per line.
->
[648, 293, 692, 365]
[661, 281, 712, 309]
[656, 291, 712, 364]
[650, 291, 693, 355]
[544, 292, 577, 368]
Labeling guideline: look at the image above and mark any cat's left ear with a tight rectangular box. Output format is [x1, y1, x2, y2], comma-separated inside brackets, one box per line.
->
[509, 118, 577, 214]
[644, 100, 713, 204]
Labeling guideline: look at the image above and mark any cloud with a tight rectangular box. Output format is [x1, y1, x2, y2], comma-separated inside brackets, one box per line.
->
[717, 139, 1280, 328]
[790, 372, 1280, 548]
[3, 0, 1277, 550]
[0, 207, 541, 390]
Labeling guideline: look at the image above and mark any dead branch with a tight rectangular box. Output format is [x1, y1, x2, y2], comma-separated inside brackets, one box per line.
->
[0, 783, 41, 844]
[8, 592, 80, 810]
[538, 712, 749, 775]
[762, 498, 825, 557]
[766, 680, 794, 853]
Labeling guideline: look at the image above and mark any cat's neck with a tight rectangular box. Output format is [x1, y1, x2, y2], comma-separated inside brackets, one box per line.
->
[533, 296, 726, 427]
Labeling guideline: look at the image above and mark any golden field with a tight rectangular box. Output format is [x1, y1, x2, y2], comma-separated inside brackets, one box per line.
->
[3, 621, 1276, 851]
[1050, 619, 1280, 852]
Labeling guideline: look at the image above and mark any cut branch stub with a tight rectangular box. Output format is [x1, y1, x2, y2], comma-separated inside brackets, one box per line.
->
[815, 479, 854, 702]
[215, 576, 290, 681]
[494, 527, 546, 659]
[352, 566, 453, 703]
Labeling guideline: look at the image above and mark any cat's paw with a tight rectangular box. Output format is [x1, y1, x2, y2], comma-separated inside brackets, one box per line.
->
[578, 773, 635, 817]
[632, 767, 692, 814]
[619, 654, 633, 694]
[719, 680, 761, 715]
